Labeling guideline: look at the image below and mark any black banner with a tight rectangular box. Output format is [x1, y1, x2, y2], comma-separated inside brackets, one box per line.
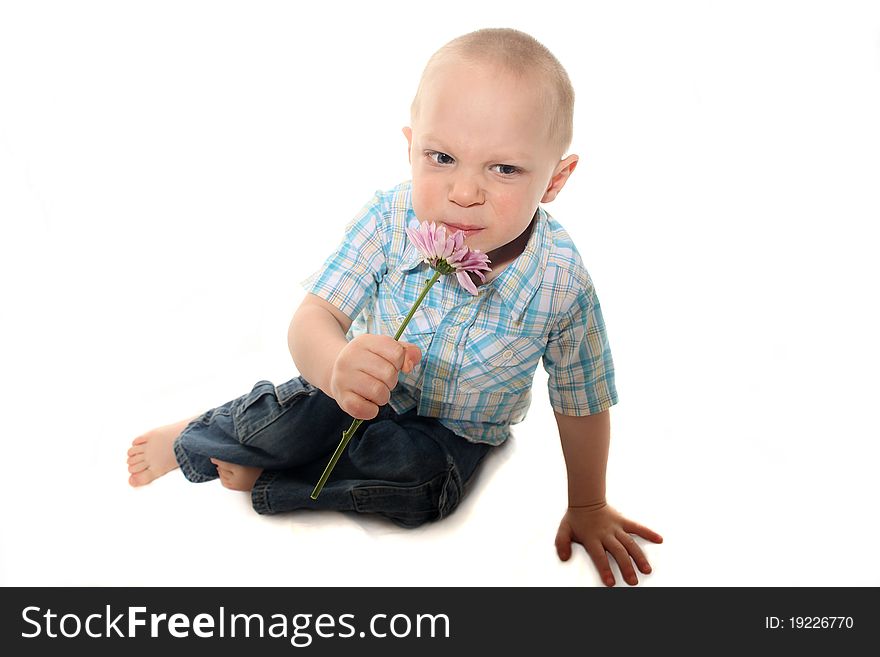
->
[1, 587, 874, 654]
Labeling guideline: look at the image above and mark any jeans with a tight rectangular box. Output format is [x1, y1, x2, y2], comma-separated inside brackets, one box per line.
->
[173, 376, 494, 528]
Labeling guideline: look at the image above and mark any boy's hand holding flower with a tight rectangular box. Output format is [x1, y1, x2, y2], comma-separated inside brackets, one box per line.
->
[329, 334, 422, 421]
[311, 222, 490, 499]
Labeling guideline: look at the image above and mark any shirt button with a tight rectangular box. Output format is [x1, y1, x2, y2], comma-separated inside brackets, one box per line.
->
[501, 349, 514, 360]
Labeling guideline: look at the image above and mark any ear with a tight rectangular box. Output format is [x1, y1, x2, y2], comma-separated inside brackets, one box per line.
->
[541, 155, 579, 203]
[402, 127, 413, 165]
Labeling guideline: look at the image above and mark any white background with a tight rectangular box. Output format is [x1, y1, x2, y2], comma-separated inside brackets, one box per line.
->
[1, 0, 878, 587]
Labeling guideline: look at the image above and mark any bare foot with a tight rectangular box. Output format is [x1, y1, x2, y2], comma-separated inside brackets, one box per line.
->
[127, 415, 200, 487]
[210, 458, 263, 492]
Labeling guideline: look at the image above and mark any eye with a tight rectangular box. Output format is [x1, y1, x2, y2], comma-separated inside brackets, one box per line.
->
[426, 151, 455, 165]
[491, 164, 521, 176]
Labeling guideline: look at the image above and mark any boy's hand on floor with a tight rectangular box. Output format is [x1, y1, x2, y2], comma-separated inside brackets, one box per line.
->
[329, 334, 422, 420]
[555, 502, 663, 587]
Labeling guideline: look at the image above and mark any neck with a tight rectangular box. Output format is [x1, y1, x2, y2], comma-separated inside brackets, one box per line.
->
[480, 213, 537, 285]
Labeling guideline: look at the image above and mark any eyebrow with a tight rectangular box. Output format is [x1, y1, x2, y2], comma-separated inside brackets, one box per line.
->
[419, 134, 532, 163]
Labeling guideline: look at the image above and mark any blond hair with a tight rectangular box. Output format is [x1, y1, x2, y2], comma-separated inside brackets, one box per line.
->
[410, 28, 575, 157]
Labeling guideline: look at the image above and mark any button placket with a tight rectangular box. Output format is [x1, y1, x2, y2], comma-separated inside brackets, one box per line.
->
[451, 297, 483, 393]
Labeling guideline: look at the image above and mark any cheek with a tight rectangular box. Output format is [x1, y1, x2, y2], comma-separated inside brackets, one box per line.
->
[507, 185, 542, 214]
[489, 189, 538, 234]
[489, 190, 523, 220]
[411, 176, 441, 216]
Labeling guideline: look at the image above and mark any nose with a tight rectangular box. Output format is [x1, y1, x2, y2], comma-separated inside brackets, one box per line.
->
[447, 173, 484, 207]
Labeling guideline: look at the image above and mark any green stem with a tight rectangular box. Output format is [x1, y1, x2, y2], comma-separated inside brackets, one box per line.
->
[310, 269, 442, 500]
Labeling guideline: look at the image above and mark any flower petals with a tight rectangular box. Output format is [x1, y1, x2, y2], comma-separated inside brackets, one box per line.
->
[405, 221, 493, 295]
[456, 270, 478, 295]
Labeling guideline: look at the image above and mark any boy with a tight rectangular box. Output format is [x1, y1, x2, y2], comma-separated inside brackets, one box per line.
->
[127, 28, 662, 587]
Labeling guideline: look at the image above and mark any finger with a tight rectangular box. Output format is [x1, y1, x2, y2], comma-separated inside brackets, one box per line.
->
[337, 387, 380, 420]
[582, 541, 616, 587]
[400, 342, 422, 371]
[356, 351, 401, 390]
[554, 521, 573, 562]
[364, 336, 410, 371]
[616, 530, 653, 574]
[622, 519, 664, 544]
[349, 370, 391, 407]
[606, 539, 639, 586]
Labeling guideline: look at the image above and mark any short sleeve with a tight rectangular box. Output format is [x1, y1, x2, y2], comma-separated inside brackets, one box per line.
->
[542, 284, 619, 416]
[300, 192, 389, 320]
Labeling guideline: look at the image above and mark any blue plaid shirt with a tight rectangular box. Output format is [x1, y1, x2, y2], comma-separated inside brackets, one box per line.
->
[302, 180, 618, 445]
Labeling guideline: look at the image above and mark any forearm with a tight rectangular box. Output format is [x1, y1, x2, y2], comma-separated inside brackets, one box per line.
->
[554, 410, 610, 508]
[288, 304, 349, 397]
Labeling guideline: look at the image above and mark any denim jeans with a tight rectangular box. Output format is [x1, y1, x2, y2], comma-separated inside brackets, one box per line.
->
[173, 376, 494, 528]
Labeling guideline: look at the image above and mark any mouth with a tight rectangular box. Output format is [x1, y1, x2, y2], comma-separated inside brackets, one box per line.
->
[443, 222, 484, 237]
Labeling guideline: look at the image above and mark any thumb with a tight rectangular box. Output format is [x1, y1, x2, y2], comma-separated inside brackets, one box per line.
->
[399, 342, 422, 371]
[555, 520, 573, 562]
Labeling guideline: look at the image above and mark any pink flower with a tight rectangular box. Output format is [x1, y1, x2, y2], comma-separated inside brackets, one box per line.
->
[405, 221, 492, 294]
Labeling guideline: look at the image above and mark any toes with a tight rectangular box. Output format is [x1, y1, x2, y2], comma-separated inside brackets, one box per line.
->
[128, 461, 149, 474]
[127, 453, 145, 465]
[210, 459, 261, 492]
[219, 478, 244, 491]
[129, 471, 154, 487]
[132, 435, 150, 446]
[127, 446, 144, 457]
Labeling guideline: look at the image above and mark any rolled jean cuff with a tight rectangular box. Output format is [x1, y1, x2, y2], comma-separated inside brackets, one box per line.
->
[251, 470, 280, 514]
[173, 434, 217, 483]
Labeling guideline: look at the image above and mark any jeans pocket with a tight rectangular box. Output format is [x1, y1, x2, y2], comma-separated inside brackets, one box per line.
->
[232, 377, 314, 444]
[350, 459, 464, 528]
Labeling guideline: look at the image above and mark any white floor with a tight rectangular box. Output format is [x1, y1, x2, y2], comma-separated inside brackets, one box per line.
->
[2, 1, 879, 587]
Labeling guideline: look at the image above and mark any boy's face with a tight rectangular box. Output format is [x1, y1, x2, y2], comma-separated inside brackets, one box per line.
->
[403, 56, 577, 260]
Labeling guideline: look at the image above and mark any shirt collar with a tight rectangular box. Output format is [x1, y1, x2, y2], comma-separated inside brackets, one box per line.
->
[397, 208, 550, 323]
